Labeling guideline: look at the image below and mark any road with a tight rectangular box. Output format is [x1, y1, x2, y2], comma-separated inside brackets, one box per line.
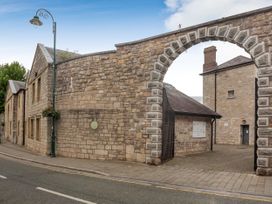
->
[0, 157, 270, 204]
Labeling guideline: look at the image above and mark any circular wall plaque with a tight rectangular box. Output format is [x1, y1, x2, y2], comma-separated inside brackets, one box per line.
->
[91, 120, 98, 130]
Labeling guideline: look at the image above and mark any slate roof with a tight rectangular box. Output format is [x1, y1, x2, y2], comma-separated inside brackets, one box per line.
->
[164, 83, 221, 118]
[201, 55, 253, 75]
[8, 80, 25, 94]
[45, 47, 81, 64]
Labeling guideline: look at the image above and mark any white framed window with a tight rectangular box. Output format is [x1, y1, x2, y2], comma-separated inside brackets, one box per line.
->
[192, 121, 206, 138]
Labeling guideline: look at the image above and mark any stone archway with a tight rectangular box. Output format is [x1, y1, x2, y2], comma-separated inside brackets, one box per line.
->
[136, 7, 272, 175]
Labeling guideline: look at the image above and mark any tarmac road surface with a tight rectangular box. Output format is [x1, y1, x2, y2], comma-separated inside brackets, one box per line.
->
[0, 157, 270, 204]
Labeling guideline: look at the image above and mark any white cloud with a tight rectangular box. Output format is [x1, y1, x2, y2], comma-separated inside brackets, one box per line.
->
[164, 0, 272, 30]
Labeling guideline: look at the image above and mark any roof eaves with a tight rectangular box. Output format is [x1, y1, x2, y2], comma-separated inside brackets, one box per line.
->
[174, 111, 222, 119]
[200, 60, 254, 76]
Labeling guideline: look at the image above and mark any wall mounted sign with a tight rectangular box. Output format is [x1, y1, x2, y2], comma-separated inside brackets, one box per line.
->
[91, 119, 98, 130]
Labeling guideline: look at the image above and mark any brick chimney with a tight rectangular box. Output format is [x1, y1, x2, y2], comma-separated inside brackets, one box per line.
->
[203, 46, 217, 72]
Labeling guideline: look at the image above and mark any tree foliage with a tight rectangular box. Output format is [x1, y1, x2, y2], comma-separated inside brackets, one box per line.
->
[0, 62, 26, 113]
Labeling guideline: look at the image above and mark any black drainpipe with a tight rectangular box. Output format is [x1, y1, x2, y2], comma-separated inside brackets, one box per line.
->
[210, 118, 215, 151]
[22, 90, 26, 146]
[214, 72, 217, 144]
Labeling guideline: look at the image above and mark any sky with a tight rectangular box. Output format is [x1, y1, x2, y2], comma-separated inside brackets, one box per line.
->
[0, 0, 271, 96]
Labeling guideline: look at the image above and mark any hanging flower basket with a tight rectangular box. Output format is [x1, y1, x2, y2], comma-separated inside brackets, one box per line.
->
[42, 107, 60, 120]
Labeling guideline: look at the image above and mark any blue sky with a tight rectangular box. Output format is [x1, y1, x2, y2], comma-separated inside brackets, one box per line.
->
[1, 0, 271, 96]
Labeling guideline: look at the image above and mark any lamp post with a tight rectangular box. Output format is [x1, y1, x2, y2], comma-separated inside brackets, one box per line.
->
[30, 9, 57, 157]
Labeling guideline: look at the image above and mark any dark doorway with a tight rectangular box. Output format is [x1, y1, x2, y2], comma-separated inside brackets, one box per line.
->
[241, 125, 249, 145]
[161, 88, 175, 162]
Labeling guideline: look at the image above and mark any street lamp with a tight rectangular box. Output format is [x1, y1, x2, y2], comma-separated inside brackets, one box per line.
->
[30, 9, 57, 157]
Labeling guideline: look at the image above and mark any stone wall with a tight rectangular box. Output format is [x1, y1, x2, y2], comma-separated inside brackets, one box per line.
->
[25, 45, 51, 155]
[22, 7, 272, 175]
[175, 115, 211, 156]
[203, 63, 257, 145]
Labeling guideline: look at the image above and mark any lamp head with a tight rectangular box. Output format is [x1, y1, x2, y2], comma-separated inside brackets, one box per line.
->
[30, 16, 43, 26]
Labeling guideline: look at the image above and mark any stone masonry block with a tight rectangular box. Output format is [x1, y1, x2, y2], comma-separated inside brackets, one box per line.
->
[147, 81, 163, 89]
[151, 150, 161, 158]
[198, 27, 207, 39]
[146, 143, 157, 150]
[179, 35, 189, 46]
[258, 87, 272, 96]
[151, 134, 162, 142]
[258, 138, 269, 147]
[258, 77, 269, 87]
[250, 42, 265, 58]
[208, 26, 218, 37]
[256, 53, 271, 67]
[158, 54, 171, 66]
[258, 107, 272, 116]
[151, 119, 162, 128]
[243, 35, 258, 51]
[258, 148, 272, 156]
[150, 71, 162, 81]
[146, 97, 163, 104]
[258, 97, 269, 107]
[164, 47, 178, 60]
[151, 89, 163, 96]
[216, 25, 228, 38]
[234, 30, 249, 45]
[154, 62, 167, 74]
[258, 117, 269, 127]
[146, 112, 162, 119]
[170, 41, 181, 52]
[150, 104, 162, 112]
[257, 167, 272, 176]
[258, 128, 272, 137]
[257, 158, 269, 167]
[187, 31, 198, 43]
[146, 127, 161, 135]
[258, 67, 272, 76]
[226, 26, 239, 41]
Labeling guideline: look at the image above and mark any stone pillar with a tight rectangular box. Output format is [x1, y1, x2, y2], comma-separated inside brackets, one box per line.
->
[203, 46, 217, 72]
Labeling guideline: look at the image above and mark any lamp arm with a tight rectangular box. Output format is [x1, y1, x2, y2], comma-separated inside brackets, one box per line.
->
[35, 8, 55, 23]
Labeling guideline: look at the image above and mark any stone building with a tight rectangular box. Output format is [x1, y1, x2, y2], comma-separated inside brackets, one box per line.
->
[24, 43, 80, 154]
[202, 46, 257, 145]
[163, 84, 220, 159]
[4, 80, 25, 145]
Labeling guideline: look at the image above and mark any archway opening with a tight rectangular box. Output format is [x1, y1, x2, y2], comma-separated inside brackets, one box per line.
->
[161, 41, 256, 173]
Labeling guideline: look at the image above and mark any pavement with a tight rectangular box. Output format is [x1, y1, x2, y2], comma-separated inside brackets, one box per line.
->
[0, 142, 272, 202]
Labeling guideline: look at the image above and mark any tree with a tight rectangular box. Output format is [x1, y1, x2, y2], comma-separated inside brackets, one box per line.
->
[0, 62, 26, 113]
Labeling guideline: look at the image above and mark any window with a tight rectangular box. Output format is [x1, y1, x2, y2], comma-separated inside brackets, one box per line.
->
[7, 104, 9, 120]
[36, 117, 40, 141]
[17, 121, 20, 137]
[9, 122, 11, 135]
[18, 95, 20, 109]
[227, 90, 235, 99]
[28, 119, 31, 138]
[37, 78, 41, 102]
[32, 82, 35, 104]
[192, 121, 206, 138]
[30, 118, 34, 139]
